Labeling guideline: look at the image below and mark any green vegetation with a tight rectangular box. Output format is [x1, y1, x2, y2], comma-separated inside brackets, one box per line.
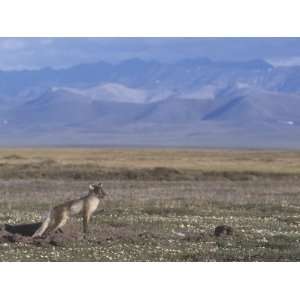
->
[0, 148, 300, 261]
[1, 177, 300, 261]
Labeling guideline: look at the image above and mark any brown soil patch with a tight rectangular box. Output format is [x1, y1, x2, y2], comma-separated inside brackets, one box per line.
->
[0, 222, 79, 247]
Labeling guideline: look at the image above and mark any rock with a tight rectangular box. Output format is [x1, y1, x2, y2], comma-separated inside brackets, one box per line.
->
[214, 225, 233, 237]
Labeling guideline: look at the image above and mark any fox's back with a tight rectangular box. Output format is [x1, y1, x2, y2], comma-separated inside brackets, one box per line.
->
[53, 197, 85, 215]
[53, 195, 100, 216]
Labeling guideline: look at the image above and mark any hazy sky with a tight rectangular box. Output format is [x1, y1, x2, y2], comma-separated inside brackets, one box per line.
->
[0, 38, 300, 70]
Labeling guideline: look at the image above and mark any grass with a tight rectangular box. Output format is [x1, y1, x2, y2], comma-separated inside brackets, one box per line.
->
[0, 148, 300, 261]
[0, 148, 300, 178]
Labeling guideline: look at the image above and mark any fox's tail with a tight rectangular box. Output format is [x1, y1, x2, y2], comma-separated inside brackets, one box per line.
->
[32, 211, 52, 238]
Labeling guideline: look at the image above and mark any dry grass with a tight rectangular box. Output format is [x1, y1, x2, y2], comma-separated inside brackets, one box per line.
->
[0, 148, 300, 180]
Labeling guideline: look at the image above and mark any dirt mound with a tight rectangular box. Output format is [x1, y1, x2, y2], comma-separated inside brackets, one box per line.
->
[0, 222, 79, 247]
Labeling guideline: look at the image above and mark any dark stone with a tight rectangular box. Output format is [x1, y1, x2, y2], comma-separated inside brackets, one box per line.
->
[214, 225, 233, 237]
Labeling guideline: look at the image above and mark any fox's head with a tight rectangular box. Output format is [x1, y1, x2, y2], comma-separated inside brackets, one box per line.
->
[89, 182, 106, 198]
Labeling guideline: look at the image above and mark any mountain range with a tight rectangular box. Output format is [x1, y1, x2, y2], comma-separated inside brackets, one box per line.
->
[0, 58, 300, 148]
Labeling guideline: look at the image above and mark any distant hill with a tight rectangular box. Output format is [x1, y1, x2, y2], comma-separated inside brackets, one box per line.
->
[0, 58, 300, 148]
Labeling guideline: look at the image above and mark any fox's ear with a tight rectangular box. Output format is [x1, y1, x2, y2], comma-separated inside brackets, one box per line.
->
[98, 182, 103, 187]
[89, 184, 95, 191]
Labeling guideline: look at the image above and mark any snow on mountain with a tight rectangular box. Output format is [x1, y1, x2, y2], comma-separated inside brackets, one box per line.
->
[1, 58, 300, 147]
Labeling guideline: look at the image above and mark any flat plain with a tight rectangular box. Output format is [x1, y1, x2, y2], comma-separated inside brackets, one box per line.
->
[1, 148, 300, 261]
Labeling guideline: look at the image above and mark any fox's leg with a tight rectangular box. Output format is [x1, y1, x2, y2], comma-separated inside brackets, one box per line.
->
[83, 209, 93, 236]
[44, 210, 68, 236]
[32, 211, 52, 238]
[52, 214, 68, 233]
[83, 213, 89, 235]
